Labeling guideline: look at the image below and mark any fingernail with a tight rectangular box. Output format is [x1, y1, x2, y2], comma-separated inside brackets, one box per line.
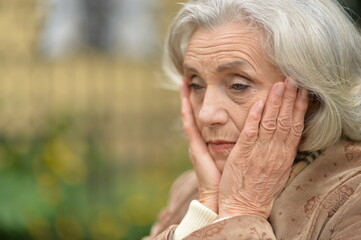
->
[275, 82, 285, 96]
[286, 77, 298, 90]
[257, 100, 264, 111]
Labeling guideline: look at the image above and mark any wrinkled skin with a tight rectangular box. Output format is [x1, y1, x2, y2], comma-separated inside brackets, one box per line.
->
[181, 22, 309, 218]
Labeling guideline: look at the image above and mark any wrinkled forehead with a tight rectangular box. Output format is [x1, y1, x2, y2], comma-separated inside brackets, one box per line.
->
[183, 22, 273, 73]
[184, 20, 266, 53]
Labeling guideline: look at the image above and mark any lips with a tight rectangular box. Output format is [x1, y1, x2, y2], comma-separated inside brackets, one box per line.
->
[207, 140, 236, 153]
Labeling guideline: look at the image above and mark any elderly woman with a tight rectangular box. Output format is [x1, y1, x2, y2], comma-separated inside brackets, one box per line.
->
[144, 0, 361, 239]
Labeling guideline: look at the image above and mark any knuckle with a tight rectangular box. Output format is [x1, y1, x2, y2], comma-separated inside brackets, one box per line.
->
[270, 98, 281, 107]
[182, 122, 190, 132]
[182, 125, 194, 140]
[277, 116, 292, 130]
[292, 122, 304, 135]
[243, 129, 258, 141]
[188, 150, 196, 162]
[249, 111, 260, 121]
[181, 108, 187, 117]
[188, 147, 194, 157]
[284, 91, 297, 101]
[261, 118, 277, 132]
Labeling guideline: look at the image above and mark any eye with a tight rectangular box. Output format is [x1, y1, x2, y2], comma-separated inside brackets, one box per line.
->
[231, 83, 249, 90]
[188, 83, 204, 90]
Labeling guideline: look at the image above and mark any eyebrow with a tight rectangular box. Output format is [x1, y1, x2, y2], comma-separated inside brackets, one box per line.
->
[216, 60, 255, 72]
[183, 64, 199, 74]
[183, 60, 255, 75]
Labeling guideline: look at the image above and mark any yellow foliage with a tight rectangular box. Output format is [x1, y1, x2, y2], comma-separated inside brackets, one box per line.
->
[55, 215, 84, 240]
[36, 173, 63, 205]
[42, 139, 87, 186]
[120, 194, 158, 225]
[90, 211, 126, 240]
[26, 216, 52, 240]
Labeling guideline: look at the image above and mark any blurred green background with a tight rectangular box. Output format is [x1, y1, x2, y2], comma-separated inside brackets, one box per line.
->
[0, 0, 359, 239]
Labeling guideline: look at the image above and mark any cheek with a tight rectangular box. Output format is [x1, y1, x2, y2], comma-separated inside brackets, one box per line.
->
[228, 91, 269, 131]
[227, 103, 251, 132]
[190, 89, 270, 131]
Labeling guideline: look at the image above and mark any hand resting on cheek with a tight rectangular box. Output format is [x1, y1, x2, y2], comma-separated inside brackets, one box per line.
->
[181, 80, 221, 213]
[181, 77, 309, 219]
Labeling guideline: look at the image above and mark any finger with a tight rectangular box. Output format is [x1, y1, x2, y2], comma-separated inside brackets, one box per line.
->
[180, 81, 214, 163]
[180, 80, 200, 144]
[237, 100, 264, 151]
[273, 77, 298, 142]
[286, 88, 308, 150]
[258, 82, 285, 142]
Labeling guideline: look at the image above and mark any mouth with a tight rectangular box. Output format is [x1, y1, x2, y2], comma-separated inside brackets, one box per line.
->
[207, 140, 236, 153]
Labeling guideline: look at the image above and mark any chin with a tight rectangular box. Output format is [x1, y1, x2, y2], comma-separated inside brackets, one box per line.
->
[209, 148, 229, 173]
[215, 159, 226, 173]
[208, 143, 234, 173]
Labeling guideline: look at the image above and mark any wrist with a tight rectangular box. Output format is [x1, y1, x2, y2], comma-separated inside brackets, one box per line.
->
[219, 207, 268, 219]
[199, 188, 218, 213]
[174, 200, 218, 240]
[199, 198, 218, 213]
[219, 200, 271, 219]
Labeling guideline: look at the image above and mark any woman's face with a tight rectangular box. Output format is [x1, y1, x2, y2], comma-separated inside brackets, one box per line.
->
[183, 22, 285, 172]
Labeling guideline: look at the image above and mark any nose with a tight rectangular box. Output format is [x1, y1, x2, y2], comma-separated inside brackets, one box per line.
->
[198, 87, 228, 127]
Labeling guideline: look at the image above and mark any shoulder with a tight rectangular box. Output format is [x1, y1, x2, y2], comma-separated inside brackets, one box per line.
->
[148, 170, 198, 237]
[302, 140, 361, 218]
[306, 140, 361, 196]
[166, 170, 199, 219]
[343, 141, 361, 164]
[318, 176, 361, 239]
[270, 141, 361, 238]
[308, 140, 361, 177]
[169, 170, 198, 200]
[324, 140, 361, 163]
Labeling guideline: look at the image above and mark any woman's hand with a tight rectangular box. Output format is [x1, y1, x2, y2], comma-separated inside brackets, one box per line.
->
[181, 81, 221, 213]
[218, 78, 309, 219]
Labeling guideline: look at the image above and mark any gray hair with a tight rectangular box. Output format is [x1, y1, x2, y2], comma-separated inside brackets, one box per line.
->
[164, 0, 361, 151]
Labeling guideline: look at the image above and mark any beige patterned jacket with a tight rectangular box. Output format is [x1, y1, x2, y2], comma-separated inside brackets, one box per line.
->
[144, 141, 361, 239]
